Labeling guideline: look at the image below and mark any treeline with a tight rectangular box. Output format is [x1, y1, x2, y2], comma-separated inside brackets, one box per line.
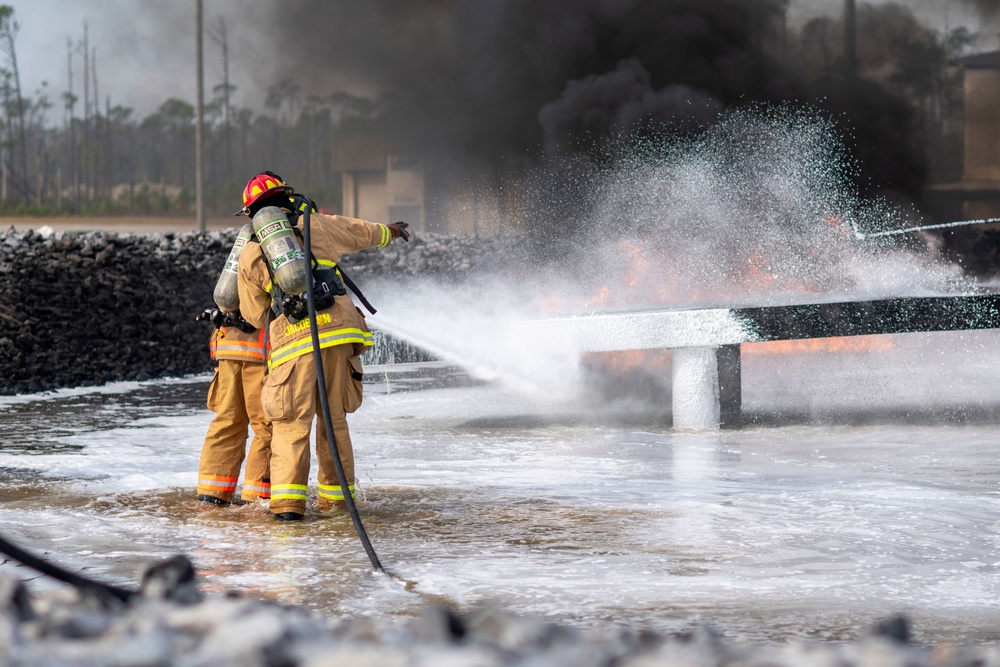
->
[0, 3, 983, 218]
[0, 9, 367, 217]
[11, 89, 362, 217]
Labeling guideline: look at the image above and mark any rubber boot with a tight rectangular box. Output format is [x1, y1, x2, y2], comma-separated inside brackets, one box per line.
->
[197, 495, 230, 507]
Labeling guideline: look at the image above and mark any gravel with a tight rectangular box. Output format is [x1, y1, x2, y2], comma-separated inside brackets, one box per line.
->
[0, 226, 504, 395]
[0, 555, 995, 667]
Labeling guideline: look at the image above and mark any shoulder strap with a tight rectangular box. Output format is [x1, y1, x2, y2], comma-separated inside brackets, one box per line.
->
[293, 218, 378, 315]
[336, 264, 377, 315]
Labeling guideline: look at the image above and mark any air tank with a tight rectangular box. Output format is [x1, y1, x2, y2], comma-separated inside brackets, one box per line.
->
[212, 223, 253, 313]
[251, 206, 310, 296]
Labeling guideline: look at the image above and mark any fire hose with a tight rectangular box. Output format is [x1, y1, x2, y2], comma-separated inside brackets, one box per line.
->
[854, 215, 1000, 240]
[0, 531, 137, 602]
[0, 209, 387, 600]
[302, 207, 386, 575]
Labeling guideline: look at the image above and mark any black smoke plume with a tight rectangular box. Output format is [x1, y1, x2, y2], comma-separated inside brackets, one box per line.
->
[265, 1, 792, 155]
[260, 0, 938, 201]
[960, 0, 1000, 20]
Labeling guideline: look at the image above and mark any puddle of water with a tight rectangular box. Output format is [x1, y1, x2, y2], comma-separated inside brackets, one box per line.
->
[1, 340, 1000, 644]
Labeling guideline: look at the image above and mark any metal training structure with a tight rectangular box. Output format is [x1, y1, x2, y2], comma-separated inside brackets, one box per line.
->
[515, 294, 1000, 430]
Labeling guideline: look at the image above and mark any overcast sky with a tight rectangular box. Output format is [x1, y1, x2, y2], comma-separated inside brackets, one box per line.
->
[9, 0, 1000, 123]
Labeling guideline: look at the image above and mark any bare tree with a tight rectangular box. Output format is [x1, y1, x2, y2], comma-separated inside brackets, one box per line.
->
[64, 36, 77, 211]
[0, 5, 28, 201]
[208, 16, 233, 174]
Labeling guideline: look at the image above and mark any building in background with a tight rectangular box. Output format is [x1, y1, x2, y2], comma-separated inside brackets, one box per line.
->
[928, 50, 1000, 222]
[332, 133, 509, 236]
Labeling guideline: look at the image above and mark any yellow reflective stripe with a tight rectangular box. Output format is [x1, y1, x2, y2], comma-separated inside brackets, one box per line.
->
[318, 483, 356, 500]
[268, 328, 374, 371]
[378, 224, 391, 247]
[312, 259, 343, 277]
[265, 280, 274, 294]
[271, 493, 307, 500]
[271, 483, 308, 501]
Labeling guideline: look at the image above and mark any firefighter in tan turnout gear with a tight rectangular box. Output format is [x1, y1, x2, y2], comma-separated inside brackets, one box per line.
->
[234, 171, 410, 521]
[194, 317, 272, 505]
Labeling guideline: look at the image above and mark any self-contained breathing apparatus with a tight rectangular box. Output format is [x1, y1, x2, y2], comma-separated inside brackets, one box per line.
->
[199, 221, 258, 333]
[212, 223, 254, 314]
[251, 204, 348, 324]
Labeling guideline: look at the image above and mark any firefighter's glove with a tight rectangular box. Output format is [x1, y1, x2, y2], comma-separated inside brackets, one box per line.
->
[196, 307, 227, 329]
[389, 221, 410, 242]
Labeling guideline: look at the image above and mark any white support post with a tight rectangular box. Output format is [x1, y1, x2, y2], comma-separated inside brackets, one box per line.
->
[672, 346, 721, 431]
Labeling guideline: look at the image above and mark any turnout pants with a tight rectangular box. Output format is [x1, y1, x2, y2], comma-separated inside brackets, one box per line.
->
[197, 360, 272, 503]
[263, 344, 360, 515]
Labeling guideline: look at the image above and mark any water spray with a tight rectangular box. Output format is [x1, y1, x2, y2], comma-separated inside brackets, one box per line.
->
[302, 207, 386, 575]
[854, 216, 1000, 240]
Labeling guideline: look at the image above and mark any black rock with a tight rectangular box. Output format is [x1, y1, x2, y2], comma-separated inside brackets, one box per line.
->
[140, 554, 201, 604]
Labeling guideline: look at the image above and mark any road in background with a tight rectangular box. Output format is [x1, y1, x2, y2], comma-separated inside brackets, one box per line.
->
[0, 217, 241, 234]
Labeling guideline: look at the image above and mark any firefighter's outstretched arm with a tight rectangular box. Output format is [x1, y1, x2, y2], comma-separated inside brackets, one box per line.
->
[315, 214, 411, 254]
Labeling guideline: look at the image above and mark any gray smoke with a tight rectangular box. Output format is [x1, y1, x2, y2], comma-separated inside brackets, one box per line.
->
[961, 0, 1000, 20]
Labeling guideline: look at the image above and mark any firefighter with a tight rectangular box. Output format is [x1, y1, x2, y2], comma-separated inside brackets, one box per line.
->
[234, 171, 410, 521]
[194, 308, 272, 505]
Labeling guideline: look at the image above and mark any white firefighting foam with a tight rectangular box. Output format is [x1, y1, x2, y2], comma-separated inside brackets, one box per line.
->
[3, 337, 1000, 643]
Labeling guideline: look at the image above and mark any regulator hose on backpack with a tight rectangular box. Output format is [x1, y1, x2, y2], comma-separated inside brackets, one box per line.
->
[302, 207, 386, 574]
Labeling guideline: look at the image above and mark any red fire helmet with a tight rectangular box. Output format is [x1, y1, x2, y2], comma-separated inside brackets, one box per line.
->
[236, 171, 293, 216]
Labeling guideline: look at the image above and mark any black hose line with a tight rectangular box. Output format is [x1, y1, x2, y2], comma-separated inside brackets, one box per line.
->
[0, 532, 137, 602]
[302, 208, 386, 574]
[0, 211, 385, 594]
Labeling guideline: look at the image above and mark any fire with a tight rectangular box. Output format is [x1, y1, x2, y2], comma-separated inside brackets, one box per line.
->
[744, 335, 894, 355]
[583, 334, 891, 379]
[550, 225, 895, 363]
[582, 238, 688, 310]
[582, 349, 671, 374]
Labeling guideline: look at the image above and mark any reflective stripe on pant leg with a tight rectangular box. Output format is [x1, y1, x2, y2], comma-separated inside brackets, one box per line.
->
[315, 344, 357, 512]
[241, 361, 272, 501]
[242, 479, 271, 499]
[198, 475, 238, 495]
[268, 355, 316, 514]
[197, 360, 250, 502]
[318, 483, 355, 501]
[270, 484, 307, 502]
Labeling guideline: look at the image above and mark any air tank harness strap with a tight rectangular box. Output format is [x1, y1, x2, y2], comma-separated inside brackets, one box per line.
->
[264, 257, 347, 326]
[289, 226, 377, 315]
[336, 264, 377, 315]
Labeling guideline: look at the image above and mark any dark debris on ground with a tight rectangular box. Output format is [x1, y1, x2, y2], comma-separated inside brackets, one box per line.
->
[0, 555, 995, 667]
[0, 227, 513, 395]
